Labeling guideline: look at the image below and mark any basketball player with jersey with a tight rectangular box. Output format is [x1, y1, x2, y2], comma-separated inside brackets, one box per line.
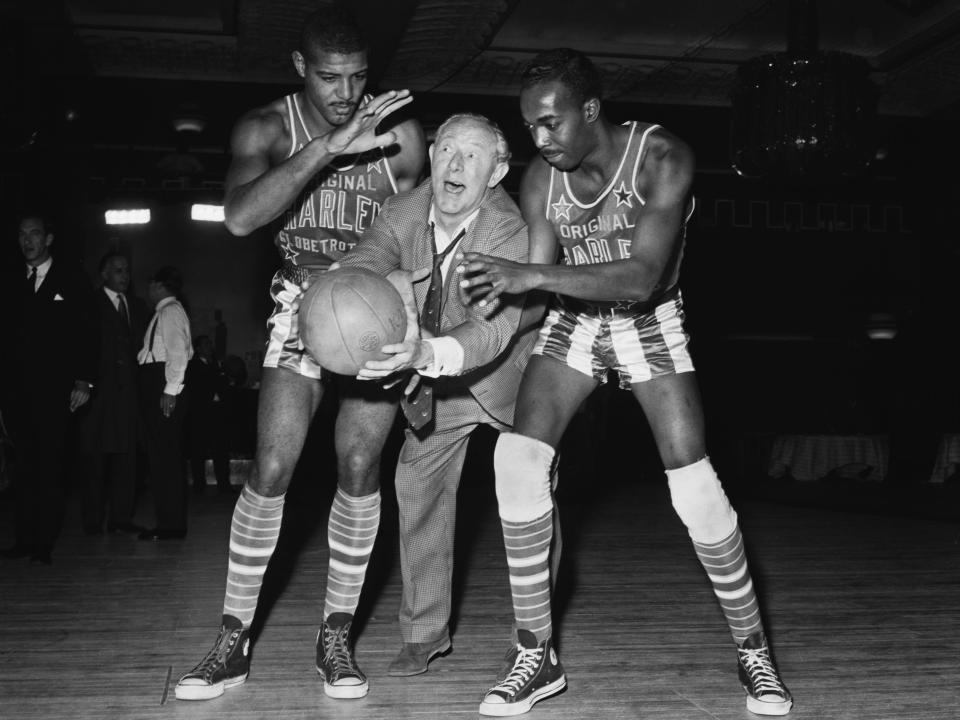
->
[457, 48, 792, 716]
[175, 8, 425, 702]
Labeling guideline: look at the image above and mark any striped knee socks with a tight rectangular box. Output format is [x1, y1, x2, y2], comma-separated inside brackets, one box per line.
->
[693, 525, 763, 643]
[503, 510, 553, 643]
[323, 488, 380, 620]
[223, 486, 285, 627]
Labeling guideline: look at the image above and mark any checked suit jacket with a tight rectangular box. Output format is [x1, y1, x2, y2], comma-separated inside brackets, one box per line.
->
[339, 179, 536, 426]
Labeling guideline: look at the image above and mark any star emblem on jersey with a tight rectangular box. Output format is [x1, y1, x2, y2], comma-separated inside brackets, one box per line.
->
[367, 159, 384, 174]
[551, 194, 574, 222]
[279, 234, 300, 263]
[613, 181, 633, 208]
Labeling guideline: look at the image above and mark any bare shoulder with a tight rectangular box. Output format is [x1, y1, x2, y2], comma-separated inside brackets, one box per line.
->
[519, 155, 552, 205]
[637, 125, 694, 200]
[388, 116, 427, 186]
[229, 97, 290, 159]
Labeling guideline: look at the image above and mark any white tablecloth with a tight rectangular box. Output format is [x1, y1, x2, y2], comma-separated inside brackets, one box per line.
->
[930, 434, 960, 483]
[767, 434, 888, 482]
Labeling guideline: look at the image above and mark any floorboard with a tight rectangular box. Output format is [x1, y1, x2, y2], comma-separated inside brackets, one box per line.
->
[2, 464, 958, 720]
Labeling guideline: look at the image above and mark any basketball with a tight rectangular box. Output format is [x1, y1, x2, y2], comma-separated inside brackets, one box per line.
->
[299, 266, 407, 376]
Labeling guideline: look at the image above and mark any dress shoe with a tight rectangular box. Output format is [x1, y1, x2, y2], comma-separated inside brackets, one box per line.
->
[387, 637, 452, 677]
[29, 548, 53, 565]
[0, 543, 34, 559]
[108, 522, 145, 536]
[138, 528, 186, 541]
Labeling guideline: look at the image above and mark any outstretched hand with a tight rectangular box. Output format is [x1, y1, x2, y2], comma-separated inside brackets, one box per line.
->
[323, 90, 414, 157]
[456, 252, 533, 307]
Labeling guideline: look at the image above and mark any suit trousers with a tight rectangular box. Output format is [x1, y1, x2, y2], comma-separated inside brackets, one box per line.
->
[395, 389, 507, 644]
[81, 449, 137, 530]
[138, 363, 187, 533]
[7, 388, 70, 551]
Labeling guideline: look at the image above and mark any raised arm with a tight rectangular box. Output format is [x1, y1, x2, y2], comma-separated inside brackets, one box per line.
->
[224, 90, 415, 237]
[460, 134, 694, 303]
[223, 110, 318, 237]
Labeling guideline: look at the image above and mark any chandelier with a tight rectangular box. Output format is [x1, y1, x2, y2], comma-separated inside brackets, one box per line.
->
[730, 0, 878, 179]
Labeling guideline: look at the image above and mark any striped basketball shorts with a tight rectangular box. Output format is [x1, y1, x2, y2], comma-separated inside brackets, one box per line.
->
[262, 269, 327, 380]
[533, 291, 695, 389]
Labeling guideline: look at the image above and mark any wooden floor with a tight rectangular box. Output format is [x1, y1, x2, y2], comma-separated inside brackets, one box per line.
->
[1, 457, 959, 720]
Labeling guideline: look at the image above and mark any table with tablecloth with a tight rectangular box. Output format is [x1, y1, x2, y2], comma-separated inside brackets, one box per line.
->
[767, 434, 889, 482]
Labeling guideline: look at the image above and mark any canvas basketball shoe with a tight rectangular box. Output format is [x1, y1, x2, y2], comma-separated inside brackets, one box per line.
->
[175, 615, 250, 700]
[479, 630, 566, 716]
[738, 632, 793, 715]
[316, 613, 368, 699]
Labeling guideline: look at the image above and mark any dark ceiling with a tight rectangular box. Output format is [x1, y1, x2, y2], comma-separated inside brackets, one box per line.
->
[3, 0, 960, 183]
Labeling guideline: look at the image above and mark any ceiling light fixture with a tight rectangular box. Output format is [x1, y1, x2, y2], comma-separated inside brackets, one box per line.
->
[191, 204, 225, 222]
[105, 209, 151, 225]
[730, 0, 878, 179]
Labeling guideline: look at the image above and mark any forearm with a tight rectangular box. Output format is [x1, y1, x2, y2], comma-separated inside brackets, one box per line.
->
[224, 139, 335, 236]
[527, 258, 660, 302]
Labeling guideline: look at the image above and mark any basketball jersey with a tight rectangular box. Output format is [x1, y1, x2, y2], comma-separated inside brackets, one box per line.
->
[274, 93, 399, 272]
[544, 121, 695, 307]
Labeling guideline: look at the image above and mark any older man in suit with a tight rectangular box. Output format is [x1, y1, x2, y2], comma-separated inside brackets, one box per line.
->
[338, 112, 539, 679]
[77, 251, 148, 535]
[0, 212, 98, 564]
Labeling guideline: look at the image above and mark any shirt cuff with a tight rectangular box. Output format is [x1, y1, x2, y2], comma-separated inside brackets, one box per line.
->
[164, 382, 184, 395]
[421, 337, 464, 377]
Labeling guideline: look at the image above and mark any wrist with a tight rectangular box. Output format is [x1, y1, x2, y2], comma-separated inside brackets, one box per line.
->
[414, 340, 435, 371]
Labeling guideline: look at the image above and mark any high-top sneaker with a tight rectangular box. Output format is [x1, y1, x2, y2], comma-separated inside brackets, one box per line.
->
[738, 632, 793, 716]
[175, 615, 250, 700]
[479, 630, 566, 716]
[316, 613, 368, 699]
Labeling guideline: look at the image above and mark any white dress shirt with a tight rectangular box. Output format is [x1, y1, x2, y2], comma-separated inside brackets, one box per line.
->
[26, 257, 53, 292]
[419, 205, 480, 377]
[138, 296, 193, 395]
[102, 286, 129, 318]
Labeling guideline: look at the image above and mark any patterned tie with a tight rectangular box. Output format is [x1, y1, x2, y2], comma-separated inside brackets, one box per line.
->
[25, 266, 37, 294]
[401, 225, 466, 431]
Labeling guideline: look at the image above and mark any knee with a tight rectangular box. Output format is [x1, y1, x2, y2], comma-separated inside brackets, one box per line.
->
[494, 433, 555, 523]
[337, 445, 380, 495]
[665, 457, 737, 543]
[251, 452, 293, 497]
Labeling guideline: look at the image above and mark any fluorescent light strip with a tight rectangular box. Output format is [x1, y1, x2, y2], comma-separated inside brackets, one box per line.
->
[105, 209, 150, 225]
[191, 204, 225, 222]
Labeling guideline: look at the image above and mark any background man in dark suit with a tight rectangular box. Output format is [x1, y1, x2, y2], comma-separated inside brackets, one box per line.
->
[77, 251, 148, 535]
[0, 212, 98, 564]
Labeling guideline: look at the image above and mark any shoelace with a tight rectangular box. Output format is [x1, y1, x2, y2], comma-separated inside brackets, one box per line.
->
[191, 627, 240, 679]
[322, 625, 359, 679]
[491, 645, 543, 697]
[738, 645, 786, 697]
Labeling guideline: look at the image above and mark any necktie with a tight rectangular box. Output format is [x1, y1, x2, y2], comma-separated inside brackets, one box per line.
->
[401, 225, 466, 431]
[25, 266, 37, 294]
[117, 294, 130, 327]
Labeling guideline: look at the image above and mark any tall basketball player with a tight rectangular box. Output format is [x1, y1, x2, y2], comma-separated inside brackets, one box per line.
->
[175, 7, 425, 702]
[457, 48, 792, 716]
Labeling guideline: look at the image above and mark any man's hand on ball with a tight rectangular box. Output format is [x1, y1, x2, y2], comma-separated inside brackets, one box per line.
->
[357, 339, 433, 380]
[386, 267, 430, 344]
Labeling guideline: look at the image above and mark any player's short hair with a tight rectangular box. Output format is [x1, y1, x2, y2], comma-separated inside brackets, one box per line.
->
[151, 266, 183, 297]
[521, 48, 603, 106]
[98, 250, 129, 274]
[300, 4, 367, 60]
[435, 113, 511, 164]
